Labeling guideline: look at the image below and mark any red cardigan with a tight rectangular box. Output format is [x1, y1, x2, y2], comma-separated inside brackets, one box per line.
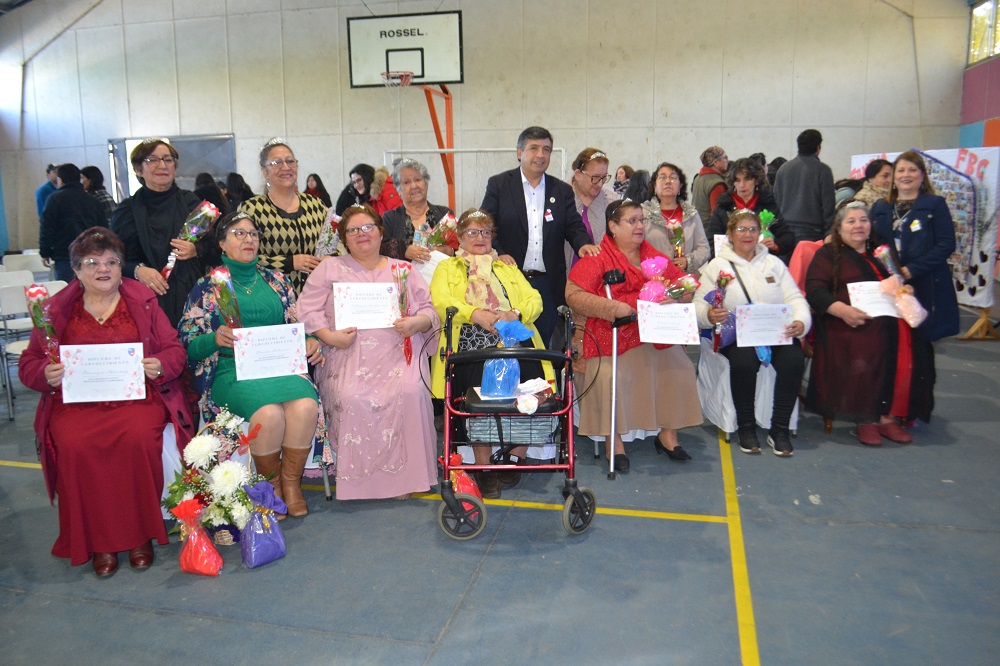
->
[18, 278, 195, 501]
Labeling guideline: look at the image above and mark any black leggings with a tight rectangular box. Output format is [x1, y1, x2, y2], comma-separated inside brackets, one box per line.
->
[721, 342, 805, 431]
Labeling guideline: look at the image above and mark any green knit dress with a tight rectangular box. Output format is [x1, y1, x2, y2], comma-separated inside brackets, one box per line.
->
[187, 256, 317, 419]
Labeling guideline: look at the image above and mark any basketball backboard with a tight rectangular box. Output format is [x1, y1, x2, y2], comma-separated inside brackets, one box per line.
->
[347, 11, 463, 88]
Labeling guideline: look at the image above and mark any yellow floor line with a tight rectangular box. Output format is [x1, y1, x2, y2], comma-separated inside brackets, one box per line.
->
[0, 460, 41, 469]
[718, 433, 760, 666]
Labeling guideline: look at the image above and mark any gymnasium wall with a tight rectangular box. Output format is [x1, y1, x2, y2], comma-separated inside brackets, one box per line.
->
[0, 0, 971, 250]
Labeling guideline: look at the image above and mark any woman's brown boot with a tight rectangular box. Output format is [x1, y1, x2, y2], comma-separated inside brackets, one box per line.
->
[280, 447, 310, 517]
[251, 451, 285, 520]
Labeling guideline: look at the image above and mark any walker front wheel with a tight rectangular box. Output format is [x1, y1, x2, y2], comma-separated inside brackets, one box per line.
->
[562, 487, 596, 535]
[438, 493, 487, 540]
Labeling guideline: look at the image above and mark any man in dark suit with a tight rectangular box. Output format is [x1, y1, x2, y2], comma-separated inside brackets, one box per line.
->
[481, 126, 599, 344]
[39, 163, 108, 281]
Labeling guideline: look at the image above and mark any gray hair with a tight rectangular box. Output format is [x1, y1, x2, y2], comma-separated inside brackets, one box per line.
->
[392, 157, 430, 184]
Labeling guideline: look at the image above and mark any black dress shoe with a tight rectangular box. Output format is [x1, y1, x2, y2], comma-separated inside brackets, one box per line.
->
[93, 552, 118, 578]
[613, 453, 630, 473]
[653, 440, 692, 461]
[128, 540, 154, 569]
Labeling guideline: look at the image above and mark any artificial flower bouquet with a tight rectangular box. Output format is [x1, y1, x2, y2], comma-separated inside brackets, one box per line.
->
[873, 245, 927, 328]
[390, 262, 413, 365]
[704, 270, 736, 352]
[162, 200, 220, 279]
[210, 266, 243, 328]
[665, 274, 700, 301]
[665, 220, 684, 257]
[25, 283, 59, 363]
[424, 212, 460, 250]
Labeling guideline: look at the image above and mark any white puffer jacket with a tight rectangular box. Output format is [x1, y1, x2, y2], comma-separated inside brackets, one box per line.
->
[693, 241, 811, 335]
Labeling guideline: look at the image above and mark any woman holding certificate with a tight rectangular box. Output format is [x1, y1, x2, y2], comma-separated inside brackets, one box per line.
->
[694, 209, 810, 457]
[19, 227, 195, 577]
[565, 200, 702, 473]
[178, 212, 327, 518]
[804, 202, 928, 446]
[298, 204, 440, 501]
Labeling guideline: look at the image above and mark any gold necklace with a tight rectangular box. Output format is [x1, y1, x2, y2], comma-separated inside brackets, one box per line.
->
[231, 272, 260, 295]
[86, 294, 120, 323]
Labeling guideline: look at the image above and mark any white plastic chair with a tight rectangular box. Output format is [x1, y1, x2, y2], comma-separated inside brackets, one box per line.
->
[0, 271, 33, 287]
[2, 254, 51, 282]
[696, 338, 798, 441]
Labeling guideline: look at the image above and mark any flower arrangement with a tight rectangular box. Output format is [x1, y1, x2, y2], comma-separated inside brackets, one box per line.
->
[638, 256, 670, 303]
[25, 284, 59, 363]
[163, 409, 265, 540]
[665, 220, 684, 257]
[424, 212, 460, 249]
[163, 200, 220, 279]
[710, 271, 735, 352]
[665, 274, 700, 300]
[210, 266, 243, 328]
[873, 245, 899, 275]
[390, 262, 413, 365]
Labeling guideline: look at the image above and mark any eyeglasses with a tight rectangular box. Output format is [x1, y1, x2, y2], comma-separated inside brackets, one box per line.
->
[617, 216, 645, 226]
[343, 224, 378, 236]
[265, 158, 298, 168]
[734, 226, 760, 234]
[582, 172, 612, 185]
[463, 229, 493, 239]
[81, 258, 121, 270]
[656, 174, 680, 183]
[229, 228, 261, 240]
[142, 155, 176, 166]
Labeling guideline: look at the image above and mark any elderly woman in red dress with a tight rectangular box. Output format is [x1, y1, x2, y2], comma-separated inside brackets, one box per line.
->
[565, 200, 702, 473]
[19, 228, 194, 577]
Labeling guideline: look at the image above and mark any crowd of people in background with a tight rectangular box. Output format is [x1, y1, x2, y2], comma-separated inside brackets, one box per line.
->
[23, 126, 960, 576]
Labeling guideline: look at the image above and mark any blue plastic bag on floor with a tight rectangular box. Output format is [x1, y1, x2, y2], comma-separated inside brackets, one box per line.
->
[481, 319, 534, 398]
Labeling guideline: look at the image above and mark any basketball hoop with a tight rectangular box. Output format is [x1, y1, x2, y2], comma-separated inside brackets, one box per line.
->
[381, 71, 414, 109]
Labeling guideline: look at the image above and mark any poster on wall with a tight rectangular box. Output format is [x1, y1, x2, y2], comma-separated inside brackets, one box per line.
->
[851, 148, 999, 309]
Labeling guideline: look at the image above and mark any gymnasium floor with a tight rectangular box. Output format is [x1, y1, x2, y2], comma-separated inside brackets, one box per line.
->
[1, 306, 998, 665]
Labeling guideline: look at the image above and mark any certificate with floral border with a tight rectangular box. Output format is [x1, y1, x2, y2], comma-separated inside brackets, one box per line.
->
[735, 304, 794, 347]
[637, 301, 700, 345]
[848, 281, 900, 318]
[233, 323, 307, 381]
[332, 282, 401, 330]
[60, 343, 145, 403]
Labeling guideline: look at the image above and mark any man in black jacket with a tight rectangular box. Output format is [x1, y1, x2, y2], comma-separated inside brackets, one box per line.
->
[481, 126, 599, 344]
[39, 163, 108, 281]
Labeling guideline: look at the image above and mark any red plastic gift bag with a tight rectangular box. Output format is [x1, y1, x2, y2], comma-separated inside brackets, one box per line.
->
[171, 499, 223, 576]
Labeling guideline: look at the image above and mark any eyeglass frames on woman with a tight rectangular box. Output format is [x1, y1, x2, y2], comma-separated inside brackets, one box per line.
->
[81, 258, 122, 269]
[142, 156, 176, 166]
[462, 229, 493, 239]
[582, 172, 612, 185]
[228, 229, 261, 240]
[266, 158, 299, 168]
[733, 226, 760, 234]
[343, 224, 378, 236]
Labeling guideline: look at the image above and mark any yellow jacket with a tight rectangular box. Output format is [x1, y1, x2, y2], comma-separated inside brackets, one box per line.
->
[429, 256, 554, 398]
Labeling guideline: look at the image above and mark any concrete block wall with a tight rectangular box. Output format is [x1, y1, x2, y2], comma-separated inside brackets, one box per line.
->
[0, 0, 972, 250]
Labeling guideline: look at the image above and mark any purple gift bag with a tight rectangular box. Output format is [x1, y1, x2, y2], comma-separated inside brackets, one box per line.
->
[240, 481, 287, 568]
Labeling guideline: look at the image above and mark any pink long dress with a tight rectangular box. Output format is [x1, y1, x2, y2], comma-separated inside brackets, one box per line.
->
[297, 254, 440, 499]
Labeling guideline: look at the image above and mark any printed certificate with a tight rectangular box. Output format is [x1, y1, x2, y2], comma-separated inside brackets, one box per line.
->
[848, 281, 899, 318]
[713, 234, 729, 260]
[416, 250, 449, 285]
[233, 323, 307, 381]
[637, 301, 700, 345]
[332, 282, 401, 330]
[735, 304, 794, 347]
[60, 343, 145, 403]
